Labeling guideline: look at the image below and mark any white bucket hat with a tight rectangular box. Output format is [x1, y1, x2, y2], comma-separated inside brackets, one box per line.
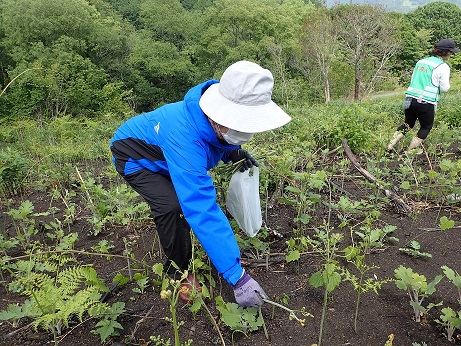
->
[199, 60, 291, 133]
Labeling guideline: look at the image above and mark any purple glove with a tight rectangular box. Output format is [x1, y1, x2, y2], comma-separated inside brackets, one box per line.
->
[232, 271, 267, 307]
[228, 149, 258, 172]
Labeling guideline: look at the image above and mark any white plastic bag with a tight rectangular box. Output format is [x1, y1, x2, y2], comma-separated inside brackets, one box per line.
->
[226, 166, 262, 237]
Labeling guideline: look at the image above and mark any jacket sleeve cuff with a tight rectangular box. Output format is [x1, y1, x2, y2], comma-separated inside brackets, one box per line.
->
[222, 263, 244, 286]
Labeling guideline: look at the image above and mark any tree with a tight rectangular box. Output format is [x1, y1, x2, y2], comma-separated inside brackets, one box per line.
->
[0, 0, 98, 61]
[0, 0, 132, 119]
[300, 9, 339, 102]
[389, 13, 432, 84]
[406, 1, 461, 46]
[196, 0, 312, 102]
[331, 4, 401, 100]
[104, 0, 144, 27]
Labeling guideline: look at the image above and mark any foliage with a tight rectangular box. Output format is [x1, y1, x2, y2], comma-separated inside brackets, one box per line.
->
[215, 296, 264, 335]
[406, 2, 461, 46]
[77, 176, 150, 235]
[343, 247, 393, 332]
[394, 265, 443, 322]
[1, 0, 461, 120]
[152, 263, 194, 346]
[5, 200, 39, 248]
[0, 147, 28, 197]
[435, 307, 461, 342]
[90, 301, 126, 342]
[399, 241, 432, 258]
[330, 4, 401, 100]
[307, 225, 344, 346]
[0, 247, 111, 342]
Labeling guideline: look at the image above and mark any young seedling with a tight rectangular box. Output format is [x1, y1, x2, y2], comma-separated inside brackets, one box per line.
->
[89, 301, 126, 343]
[394, 265, 443, 322]
[152, 263, 191, 346]
[441, 265, 461, 304]
[132, 272, 149, 294]
[342, 246, 392, 333]
[435, 307, 461, 342]
[308, 226, 343, 346]
[215, 295, 264, 340]
[399, 241, 432, 259]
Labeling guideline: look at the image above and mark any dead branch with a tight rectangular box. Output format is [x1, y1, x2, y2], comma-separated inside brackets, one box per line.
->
[341, 138, 411, 214]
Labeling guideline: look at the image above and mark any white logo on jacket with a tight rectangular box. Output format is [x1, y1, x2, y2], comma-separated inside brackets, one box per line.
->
[154, 122, 160, 134]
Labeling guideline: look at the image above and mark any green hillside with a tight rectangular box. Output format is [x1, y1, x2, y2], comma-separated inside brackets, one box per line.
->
[325, 0, 461, 12]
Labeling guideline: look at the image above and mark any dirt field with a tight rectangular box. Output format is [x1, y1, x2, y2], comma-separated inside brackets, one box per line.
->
[0, 152, 460, 346]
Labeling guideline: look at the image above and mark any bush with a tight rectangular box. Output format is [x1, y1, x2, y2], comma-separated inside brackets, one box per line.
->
[0, 147, 28, 196]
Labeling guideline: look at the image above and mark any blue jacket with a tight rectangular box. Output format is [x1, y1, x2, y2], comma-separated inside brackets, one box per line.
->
[110, 80, 243, 285]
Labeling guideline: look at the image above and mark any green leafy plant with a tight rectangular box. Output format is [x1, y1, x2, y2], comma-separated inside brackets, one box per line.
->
[0, 147, 28, 197]
[439, 216, 455, 231]
[280, 169, 327, 229]
[353, 224, 398, 253]
[307, 225, 343, 346]
[235, 230, 270, 261]
[77, 174, 149, 235]
[399, 241, 432, 258]
[442, 265, 461, 304]
[5, 200, 38, 248]
[342, 246, 392, 333]
[89, 301, 126, 342]
[215, 295, 264, 339]
[132, 272, 149, 294]
[394, 265, 443, 322]
[435, 307, 461, 342]
[0, 256, 109, 344]
[285, 235, 309, 265]
[91, 239, 115, 258]
[152, 263, 193, 346]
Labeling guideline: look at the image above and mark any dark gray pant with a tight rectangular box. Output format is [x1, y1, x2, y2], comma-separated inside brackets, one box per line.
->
[121, 169, 192, 274]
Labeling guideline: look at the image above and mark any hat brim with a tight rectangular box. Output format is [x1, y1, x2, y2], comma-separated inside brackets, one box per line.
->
[450, 48, 460, 53]
[199, 83, 291, 133]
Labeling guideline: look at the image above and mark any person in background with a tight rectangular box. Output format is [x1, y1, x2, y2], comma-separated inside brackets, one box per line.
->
[387, 38, 459, 152]
[110, 60, 291, 307]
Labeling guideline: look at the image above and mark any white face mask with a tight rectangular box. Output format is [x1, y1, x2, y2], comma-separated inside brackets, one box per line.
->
[221, 129, 253, 145]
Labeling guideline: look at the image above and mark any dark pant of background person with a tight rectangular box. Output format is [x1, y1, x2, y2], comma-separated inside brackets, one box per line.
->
[121, 168, 192, 276]
[397, 98, 435, 140]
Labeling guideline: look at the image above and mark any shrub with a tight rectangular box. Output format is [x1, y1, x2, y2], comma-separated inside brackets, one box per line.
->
[0, 147, 28, 196]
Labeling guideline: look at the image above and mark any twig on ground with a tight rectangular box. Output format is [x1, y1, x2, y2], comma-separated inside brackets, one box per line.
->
[341, 138, 411, 214]
[421, 143, 433, 171]
[200, 297, 226, 346]
[2, 321, 34, 339]
[131, 302, 157, 338]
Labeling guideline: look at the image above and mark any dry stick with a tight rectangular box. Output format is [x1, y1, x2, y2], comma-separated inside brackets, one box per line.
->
[421, 143, 433, 171]
[199, 297, 226, 346]
[341, 138, 411, 214]
[131, 302, 157, 339]
[56, 316, 93, 344]
[421, 226, 461, 232]
[322, 145, 343, 157]
[2, 321, 34, 339]
[75, 166, 96, 212]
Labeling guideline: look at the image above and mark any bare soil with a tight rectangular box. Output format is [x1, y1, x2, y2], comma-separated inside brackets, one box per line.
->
[0, 153, 460, 346]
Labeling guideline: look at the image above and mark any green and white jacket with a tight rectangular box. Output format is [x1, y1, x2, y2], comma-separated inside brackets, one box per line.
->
[405, 56, 451, 104]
